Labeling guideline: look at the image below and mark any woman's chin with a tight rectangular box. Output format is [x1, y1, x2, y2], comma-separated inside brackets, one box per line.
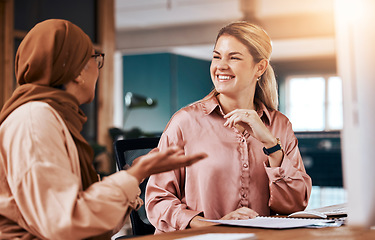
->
[215, 87, 231, 95]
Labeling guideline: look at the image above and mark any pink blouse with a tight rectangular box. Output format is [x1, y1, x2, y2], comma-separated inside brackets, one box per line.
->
[145, 95, 312, 233]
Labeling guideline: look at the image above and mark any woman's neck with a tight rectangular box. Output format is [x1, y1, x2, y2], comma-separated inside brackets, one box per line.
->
[217, 93, 255, 115]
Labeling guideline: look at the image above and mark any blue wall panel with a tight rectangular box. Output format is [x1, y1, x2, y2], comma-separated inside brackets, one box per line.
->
[175, 55, 213, 110]
[122, 53, 212, 135]
[123, 53, 172, 134]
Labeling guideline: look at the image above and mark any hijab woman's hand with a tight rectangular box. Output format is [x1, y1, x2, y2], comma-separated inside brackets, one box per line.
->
[127, 146, 207, 183]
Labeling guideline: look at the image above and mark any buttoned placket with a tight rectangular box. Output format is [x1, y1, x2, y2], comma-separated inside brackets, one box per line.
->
[238, 131, 250, 208]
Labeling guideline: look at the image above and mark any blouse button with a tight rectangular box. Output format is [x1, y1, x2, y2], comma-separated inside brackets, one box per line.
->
[243, 163, 248, 168]
[242, 193, 247, 198]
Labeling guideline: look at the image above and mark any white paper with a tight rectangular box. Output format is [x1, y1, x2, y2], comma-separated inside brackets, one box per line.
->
[175, 233, 256, 240]
[203, 216, 333, 229]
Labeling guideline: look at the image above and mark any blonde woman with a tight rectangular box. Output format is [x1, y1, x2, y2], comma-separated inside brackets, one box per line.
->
[145, 21, 312, 233]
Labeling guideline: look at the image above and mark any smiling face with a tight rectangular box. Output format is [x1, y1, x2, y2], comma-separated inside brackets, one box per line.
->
[210, 34, 263, 99]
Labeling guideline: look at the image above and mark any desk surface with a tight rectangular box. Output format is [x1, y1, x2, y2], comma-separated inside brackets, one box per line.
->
[124, 225, 375, 240]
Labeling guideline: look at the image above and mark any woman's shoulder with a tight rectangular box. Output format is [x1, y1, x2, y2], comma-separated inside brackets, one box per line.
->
[15, 101, 51, 110]
[5, 101, 65, 130]
[172, 101, 206, 119]
[0, 101, 70, 159]
[271, 109, 289, 120]
[267, 108, 292, 126]
[14, 101, 59, 118]
[163, 101, 207, 133]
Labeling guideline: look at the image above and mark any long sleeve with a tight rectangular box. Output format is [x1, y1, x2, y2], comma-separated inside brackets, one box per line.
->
[0, 102, 141, 240]
[265, 121, 312, 214]
[144, 96, 312, 234]
[145, 130, 202, 233]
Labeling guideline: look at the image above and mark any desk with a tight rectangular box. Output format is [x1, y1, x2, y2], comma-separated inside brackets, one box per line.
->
[124, 225, 375, 240]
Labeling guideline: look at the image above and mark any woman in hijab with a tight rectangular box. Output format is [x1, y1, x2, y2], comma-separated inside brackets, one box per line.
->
[0, 19, 206, 240]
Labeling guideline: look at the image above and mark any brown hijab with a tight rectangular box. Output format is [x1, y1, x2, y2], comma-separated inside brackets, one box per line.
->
[0, 19, 98, 190]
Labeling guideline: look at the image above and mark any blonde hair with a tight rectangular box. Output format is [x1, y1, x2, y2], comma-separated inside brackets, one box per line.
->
[211, 21, 278, 110]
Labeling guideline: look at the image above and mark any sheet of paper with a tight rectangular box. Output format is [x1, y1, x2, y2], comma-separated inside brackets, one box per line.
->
[203, 216, 334, 229]
[175, 233, 256, 240]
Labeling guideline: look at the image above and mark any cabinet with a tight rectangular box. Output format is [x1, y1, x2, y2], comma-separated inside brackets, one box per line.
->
[296, 131, 342, 187]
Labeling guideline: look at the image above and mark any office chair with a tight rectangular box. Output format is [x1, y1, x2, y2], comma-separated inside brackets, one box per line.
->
[113, 137, 160, 236]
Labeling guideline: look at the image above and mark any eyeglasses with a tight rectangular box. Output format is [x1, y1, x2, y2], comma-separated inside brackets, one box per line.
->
[91, 53, 105, 69]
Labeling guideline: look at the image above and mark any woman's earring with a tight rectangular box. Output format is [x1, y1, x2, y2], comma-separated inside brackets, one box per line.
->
[257, 76, 261, 81]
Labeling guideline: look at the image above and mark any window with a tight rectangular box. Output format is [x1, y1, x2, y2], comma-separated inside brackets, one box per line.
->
[307, 186, 347, 210]
[285, 75, 343, 131]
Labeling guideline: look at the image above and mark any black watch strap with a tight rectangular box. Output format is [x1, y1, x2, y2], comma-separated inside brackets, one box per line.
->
[263, 138, 282, 155]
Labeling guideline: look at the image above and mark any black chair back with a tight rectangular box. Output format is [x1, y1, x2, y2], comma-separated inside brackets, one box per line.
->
[113, 137, 160, 236]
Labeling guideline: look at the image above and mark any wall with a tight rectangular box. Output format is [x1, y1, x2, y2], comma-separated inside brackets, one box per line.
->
[122, 53, 212, 134]
[14, 0, 97, 41]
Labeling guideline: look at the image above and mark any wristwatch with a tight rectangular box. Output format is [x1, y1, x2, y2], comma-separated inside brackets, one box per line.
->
[263, 138, 282, 155]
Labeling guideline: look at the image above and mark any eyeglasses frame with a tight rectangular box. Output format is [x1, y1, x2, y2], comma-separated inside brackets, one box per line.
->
[91, 53, 105, 69]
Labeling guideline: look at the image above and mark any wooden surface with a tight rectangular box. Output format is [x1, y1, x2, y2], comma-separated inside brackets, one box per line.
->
[123, 225, 375, 240]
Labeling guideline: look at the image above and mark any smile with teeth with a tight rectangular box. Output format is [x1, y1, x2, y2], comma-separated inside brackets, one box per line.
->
[217, 75, 234, 80]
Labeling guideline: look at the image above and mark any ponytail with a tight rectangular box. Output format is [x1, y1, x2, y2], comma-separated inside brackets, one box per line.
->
[255, 64, 278, 110]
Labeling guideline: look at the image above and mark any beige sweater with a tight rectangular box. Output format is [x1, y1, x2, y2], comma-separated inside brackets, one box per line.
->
[0, 101, 141, 240]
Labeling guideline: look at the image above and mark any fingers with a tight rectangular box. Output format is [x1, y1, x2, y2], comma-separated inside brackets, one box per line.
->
[159, 145, 206, 161]
[224, 109, 254, 118]
[223, 109, 273, 144]
[164, 152, 207, 170]
[221, 207, 259, 220]
[236, 207, 259, 218]
[224, 114, 243, 128]
[223, 108, 242, 118]
[161, 145, 184, 156]
[128, 146, 207, 181]
[140, 149, 207, 176]
[223, 109, 256, 128]
[180, 152, 208, 166]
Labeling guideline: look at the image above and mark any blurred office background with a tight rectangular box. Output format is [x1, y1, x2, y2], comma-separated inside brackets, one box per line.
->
[1, 0, 357, 210]
[114, 0, 346, 209]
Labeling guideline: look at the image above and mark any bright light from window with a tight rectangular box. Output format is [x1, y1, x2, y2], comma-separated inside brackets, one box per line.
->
[286, 76, 343, 131]
[288, 77, 325, 131]
[328, 76, 343, 130]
